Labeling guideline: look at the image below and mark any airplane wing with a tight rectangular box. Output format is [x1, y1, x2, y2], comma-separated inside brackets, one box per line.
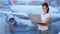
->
[0, 11, 30, 19]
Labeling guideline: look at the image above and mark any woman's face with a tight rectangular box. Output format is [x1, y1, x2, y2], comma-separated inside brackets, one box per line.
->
[42, 6, 48, 13]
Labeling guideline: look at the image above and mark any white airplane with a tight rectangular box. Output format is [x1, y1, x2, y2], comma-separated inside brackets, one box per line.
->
[0, 5, 60, 26]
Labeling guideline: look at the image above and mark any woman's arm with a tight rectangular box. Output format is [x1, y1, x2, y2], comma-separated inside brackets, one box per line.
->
[45, 17, 50, 25]
[38, 17, 50, 26]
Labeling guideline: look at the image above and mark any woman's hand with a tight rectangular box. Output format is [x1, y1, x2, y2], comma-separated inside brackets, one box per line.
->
[38, 23, 48, 26]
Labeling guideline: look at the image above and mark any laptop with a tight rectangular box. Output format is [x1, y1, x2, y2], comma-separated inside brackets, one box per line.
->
[30, 14, 42, 24]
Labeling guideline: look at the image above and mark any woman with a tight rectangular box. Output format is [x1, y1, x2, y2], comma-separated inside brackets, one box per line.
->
[38, 2, 50, 34]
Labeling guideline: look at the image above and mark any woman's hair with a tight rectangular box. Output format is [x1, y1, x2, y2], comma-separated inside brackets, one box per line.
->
[42, 2, 49, 13]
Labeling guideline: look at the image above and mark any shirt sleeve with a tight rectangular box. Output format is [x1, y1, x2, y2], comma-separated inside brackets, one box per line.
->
[47, 14, 50, 17]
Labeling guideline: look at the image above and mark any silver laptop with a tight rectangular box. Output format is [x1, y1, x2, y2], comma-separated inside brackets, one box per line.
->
[30, 14, 42, 24]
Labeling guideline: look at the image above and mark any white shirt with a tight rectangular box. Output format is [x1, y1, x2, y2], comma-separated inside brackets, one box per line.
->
[38, 13, 50, 30]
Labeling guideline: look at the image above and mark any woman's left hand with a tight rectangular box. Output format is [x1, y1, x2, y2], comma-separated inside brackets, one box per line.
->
[38, 23, 48, 26]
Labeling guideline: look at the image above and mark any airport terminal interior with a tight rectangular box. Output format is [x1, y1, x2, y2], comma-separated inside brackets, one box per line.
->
[0, 0, 60, 34]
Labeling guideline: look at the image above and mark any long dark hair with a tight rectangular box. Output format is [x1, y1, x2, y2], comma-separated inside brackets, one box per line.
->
[42, 2, 49, 13]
